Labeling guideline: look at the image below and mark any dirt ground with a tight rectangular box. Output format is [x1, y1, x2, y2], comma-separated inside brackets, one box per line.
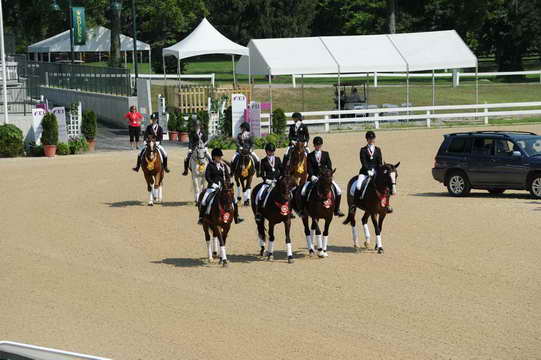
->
[1, 125, 540, 360]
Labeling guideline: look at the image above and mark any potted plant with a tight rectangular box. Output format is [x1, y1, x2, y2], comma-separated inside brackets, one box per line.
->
[167, 112, 179, 141]
[81, 110, 97, 151]
[178, 111, 189, 143]
[41, 112, 59, 157]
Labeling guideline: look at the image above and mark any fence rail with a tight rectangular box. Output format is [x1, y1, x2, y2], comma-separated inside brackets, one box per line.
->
[134, 73, 215, 87]
[260, 101, 541, 131]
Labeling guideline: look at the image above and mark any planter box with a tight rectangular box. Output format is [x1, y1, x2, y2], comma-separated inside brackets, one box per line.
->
[169, 131, 179, 141]
[179, 132, 189, 143]
[86, 139, 96, 152]
[43, 145, 57, 158]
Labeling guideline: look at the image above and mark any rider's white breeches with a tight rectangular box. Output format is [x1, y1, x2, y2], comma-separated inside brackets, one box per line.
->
[257, 184, 269, 202]
[356, 174, 368, 190]
[332, 181, 342, 195]
[301, 181, 311, 196]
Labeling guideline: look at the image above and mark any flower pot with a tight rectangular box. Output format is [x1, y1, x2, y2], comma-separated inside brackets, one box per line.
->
[43, 145, 57, 157]
[169, 131, 179, 142]
[86, 139, 96, 152]
[179, 131, 189, 143]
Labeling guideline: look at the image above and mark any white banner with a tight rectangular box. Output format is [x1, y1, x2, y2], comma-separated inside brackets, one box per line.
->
[248, 101, 261, 138]
[231, 93, 247, 138]
[31, 108, 46, 145]
[52, 107, 69, 143]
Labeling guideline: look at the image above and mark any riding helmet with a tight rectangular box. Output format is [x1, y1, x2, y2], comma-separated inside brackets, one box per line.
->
[211, 148, 224, 158]
[313, 136, 323, 146]
[292, 112, 303, 121]
[365, 131, 376, 140]
[265, 143, 276, 152]
[240, 122, 250, 131]
[150, 112, 159, 120]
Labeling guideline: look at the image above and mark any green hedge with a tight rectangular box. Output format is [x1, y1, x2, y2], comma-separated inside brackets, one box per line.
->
[272, 108, 287, 135]
[208, 133, 288, 150]
[68, 136, 89, 154]
[81, 110, 97, 140]
[41, 112, 58, 146]
[0, 124, 24, 157]
[57, 143, 70, 155]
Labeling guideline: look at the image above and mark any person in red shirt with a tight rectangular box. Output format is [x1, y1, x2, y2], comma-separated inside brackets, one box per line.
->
[124, 105, 144, 149]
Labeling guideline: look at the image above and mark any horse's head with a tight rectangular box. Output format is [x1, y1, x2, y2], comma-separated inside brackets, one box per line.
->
[195, 142, 208, 163]
[240, 147, 251, 156]
[379, 162, 400, 195]
[317, 167, 335, 195]
[220, 181, 235, 213]
[294, 141, 305, 154]
[276, 174, 294, 201]
[146, 135, 158, 159]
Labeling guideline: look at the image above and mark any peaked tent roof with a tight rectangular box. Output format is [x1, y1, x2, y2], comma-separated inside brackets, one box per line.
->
[236, 30, 477, 75]
[162, 18, 248, 59]
[27, 26, 150, 53]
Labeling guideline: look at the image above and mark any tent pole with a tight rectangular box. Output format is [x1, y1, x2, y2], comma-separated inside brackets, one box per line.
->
[301, 74, 304, 112]
[124, 51, 127, 68]
[177, 57, 181, 90]
[248, 48, 252, 94]
[432, 69, 435, 107]
[231, 55, 236, 88]
[148, 49, 152, 89]
[162, 55, 167, 100]
[475, 66, 479, 107]
[406, 70, 410, 122]
[98, 51, 101, 62]
[268, 69, 272, 132]
[48, 52, 51, 63]
[338, 71, 341, 128]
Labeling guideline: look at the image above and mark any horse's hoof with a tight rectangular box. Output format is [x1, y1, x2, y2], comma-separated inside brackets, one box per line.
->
[364, 241, 370, 249]
[148, 203, 153, 206]
[222, 259, 229, 267]
[323, 251, 329, 257]
[219, 258, 223, 265]
[377, 247, 384, 254]
[267, 254, 274, 261]
[237, 197, 241, 202]
[212, 252, 218, 258]
[318, 250, 325, 258]
[287, 256, 294, 264]
[243, 200, 249, 207]
[208, 257, 214, 264]
[309, 249, 315, 257]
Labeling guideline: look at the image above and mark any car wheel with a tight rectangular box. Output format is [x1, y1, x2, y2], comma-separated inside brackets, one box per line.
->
[529, 175, 541, 198]
[488, 189, 505, 195]
[446, 172, 471, 197]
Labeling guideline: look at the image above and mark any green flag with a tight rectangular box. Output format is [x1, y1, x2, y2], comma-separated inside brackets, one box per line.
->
[71, 7, 86, 45]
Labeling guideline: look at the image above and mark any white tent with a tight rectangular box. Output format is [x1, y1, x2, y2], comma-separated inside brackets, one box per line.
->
[27, 26, 151, 68]
[161, 18, 249, 85]
[236, 30, 478, 114]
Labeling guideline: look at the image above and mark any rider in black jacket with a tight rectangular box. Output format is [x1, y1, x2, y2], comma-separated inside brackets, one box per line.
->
[183, 121, 210, 176]
[133, 114, 170, 173]
[232, 122, 260, 176]
[254, 143, 283, 221]
[283, 112, 309, 167]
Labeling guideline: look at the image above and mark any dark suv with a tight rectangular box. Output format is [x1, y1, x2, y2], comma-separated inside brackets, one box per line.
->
[432, 131, 541, 198]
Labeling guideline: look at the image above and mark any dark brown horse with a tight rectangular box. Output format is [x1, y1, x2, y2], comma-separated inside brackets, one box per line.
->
[294, 167, 337, 258]
[287, 142, 308, 187]
[233, 148, 256, 206]
[343, 162, 400, 254]
[198, 176, 236, 267]
[141, 135, 164, 206]
[250, 175, 296, 263]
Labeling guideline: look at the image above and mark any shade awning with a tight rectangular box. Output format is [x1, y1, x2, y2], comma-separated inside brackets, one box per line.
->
[27, 26, 150, 53]
[236, 30, 477, 75]
[162, 18, 248, 60]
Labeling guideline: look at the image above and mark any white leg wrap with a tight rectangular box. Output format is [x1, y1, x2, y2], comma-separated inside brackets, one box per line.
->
[352, 227, 359, 245]
[332, 181, 342, 195]
[317, 234, 323, 250]
[220, 246, 227, 260]
[258, 234, 265, 248]
[213, 237, 219, 253]
[243, 189, 251, 202]
[207, 241, 213, 259]
[268, 241, 274, 254]
[363, 224, 371, 243]
[236, 186, 241, 198]
[159, 186, 163, 201]
[323, 236, 328, 251]
[376, 235, 382, 249]
[306, 235, 313, 250]
[286, 243, 292, 257]
[148, 190, 153, 204]
[310, 229, 315, 239]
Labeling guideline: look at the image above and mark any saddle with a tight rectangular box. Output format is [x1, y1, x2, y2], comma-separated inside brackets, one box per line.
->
[350, 176, 371, 197]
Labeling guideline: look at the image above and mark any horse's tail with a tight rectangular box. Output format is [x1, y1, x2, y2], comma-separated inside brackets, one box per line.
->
[343, 176, 357, 225]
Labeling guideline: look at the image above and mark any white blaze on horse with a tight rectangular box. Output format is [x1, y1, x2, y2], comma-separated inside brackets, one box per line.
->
[141, 136, 165, 206]
[189, 141, 210, 203]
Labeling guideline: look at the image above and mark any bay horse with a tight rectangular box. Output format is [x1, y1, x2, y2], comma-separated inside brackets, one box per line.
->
[343, 162, 400, 254]
[141, 135, 164, 206]
[233, 148, 256, 206]
[287, 142, 308, 187]
[189, 141, 209, 203]
[294, 167, 337, 258]
[250, 175, 296, 263]
[197, 175, 236, 267]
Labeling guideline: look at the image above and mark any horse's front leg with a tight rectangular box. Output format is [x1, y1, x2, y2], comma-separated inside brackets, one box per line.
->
[257, 219, 266, 257]
[203, 224, 213, 263]
[267, 222, 276, 261]
[145, 174, 154, 206]
[285, 218, 294, 263]
[302, 216, 314, 255]
[370, 214, 383, 254]
[321, 215, 332, 257]
[312, 218, 325, 257]
[235, 176, 242, 203]
[192, 175, 200, 203]
[376, 213, 386, 254]
[220, 224, 231, 267]
[243, 176, 252, 207]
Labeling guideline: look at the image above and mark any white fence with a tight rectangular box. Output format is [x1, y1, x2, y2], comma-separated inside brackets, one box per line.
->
[292, 69, 541, 88]
[132, 73, 215, 87]
[0, 341, 111, 360]
[260, 101, 541, 132]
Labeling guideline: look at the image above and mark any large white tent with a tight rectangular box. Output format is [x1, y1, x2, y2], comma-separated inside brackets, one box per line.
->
[27, 26, 151, 68]
[236, 30, 478, 113]
[162, 18, 249, 85]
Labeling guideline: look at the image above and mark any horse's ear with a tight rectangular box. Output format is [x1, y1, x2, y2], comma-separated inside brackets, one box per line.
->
[394, 162, 400, 169]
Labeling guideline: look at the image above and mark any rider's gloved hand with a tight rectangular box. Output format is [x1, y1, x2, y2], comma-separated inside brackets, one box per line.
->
[368, 169, 375, 177]
[211, 183, 219, 189]
[265, 179, 273, 185]
[311, 176, 318, 182]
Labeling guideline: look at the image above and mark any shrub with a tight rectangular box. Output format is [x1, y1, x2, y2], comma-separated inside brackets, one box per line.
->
[56, 143, 70, 155]
[177, 111, 188, 132]
[272, 108, 287, 135]
[68, 136, 88, 154]
[210, 134, 288, 151]
[41, 112, 58, 146]
[208, 135, 236, 150]
[166, 111, 178, 132]
[222, 106, 232, 137]
[195, 110, 209, 133]
[81, 110, 97, 140]
[0, 124, 24, 157]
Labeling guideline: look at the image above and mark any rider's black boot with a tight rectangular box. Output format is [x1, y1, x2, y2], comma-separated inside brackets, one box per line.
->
[234, 203, 244, 224]
[163, 157, 170, 173]
[197, 204, 205, 225]
[334, 194, 345, 217]
[132, 156, 141, 172]
[182, 157, 189, 176]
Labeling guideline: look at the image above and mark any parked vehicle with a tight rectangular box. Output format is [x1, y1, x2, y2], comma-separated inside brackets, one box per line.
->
[432, 131, 541, 198]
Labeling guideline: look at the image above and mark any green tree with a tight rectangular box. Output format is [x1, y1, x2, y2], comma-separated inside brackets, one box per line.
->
[109, 0, 123, 67]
